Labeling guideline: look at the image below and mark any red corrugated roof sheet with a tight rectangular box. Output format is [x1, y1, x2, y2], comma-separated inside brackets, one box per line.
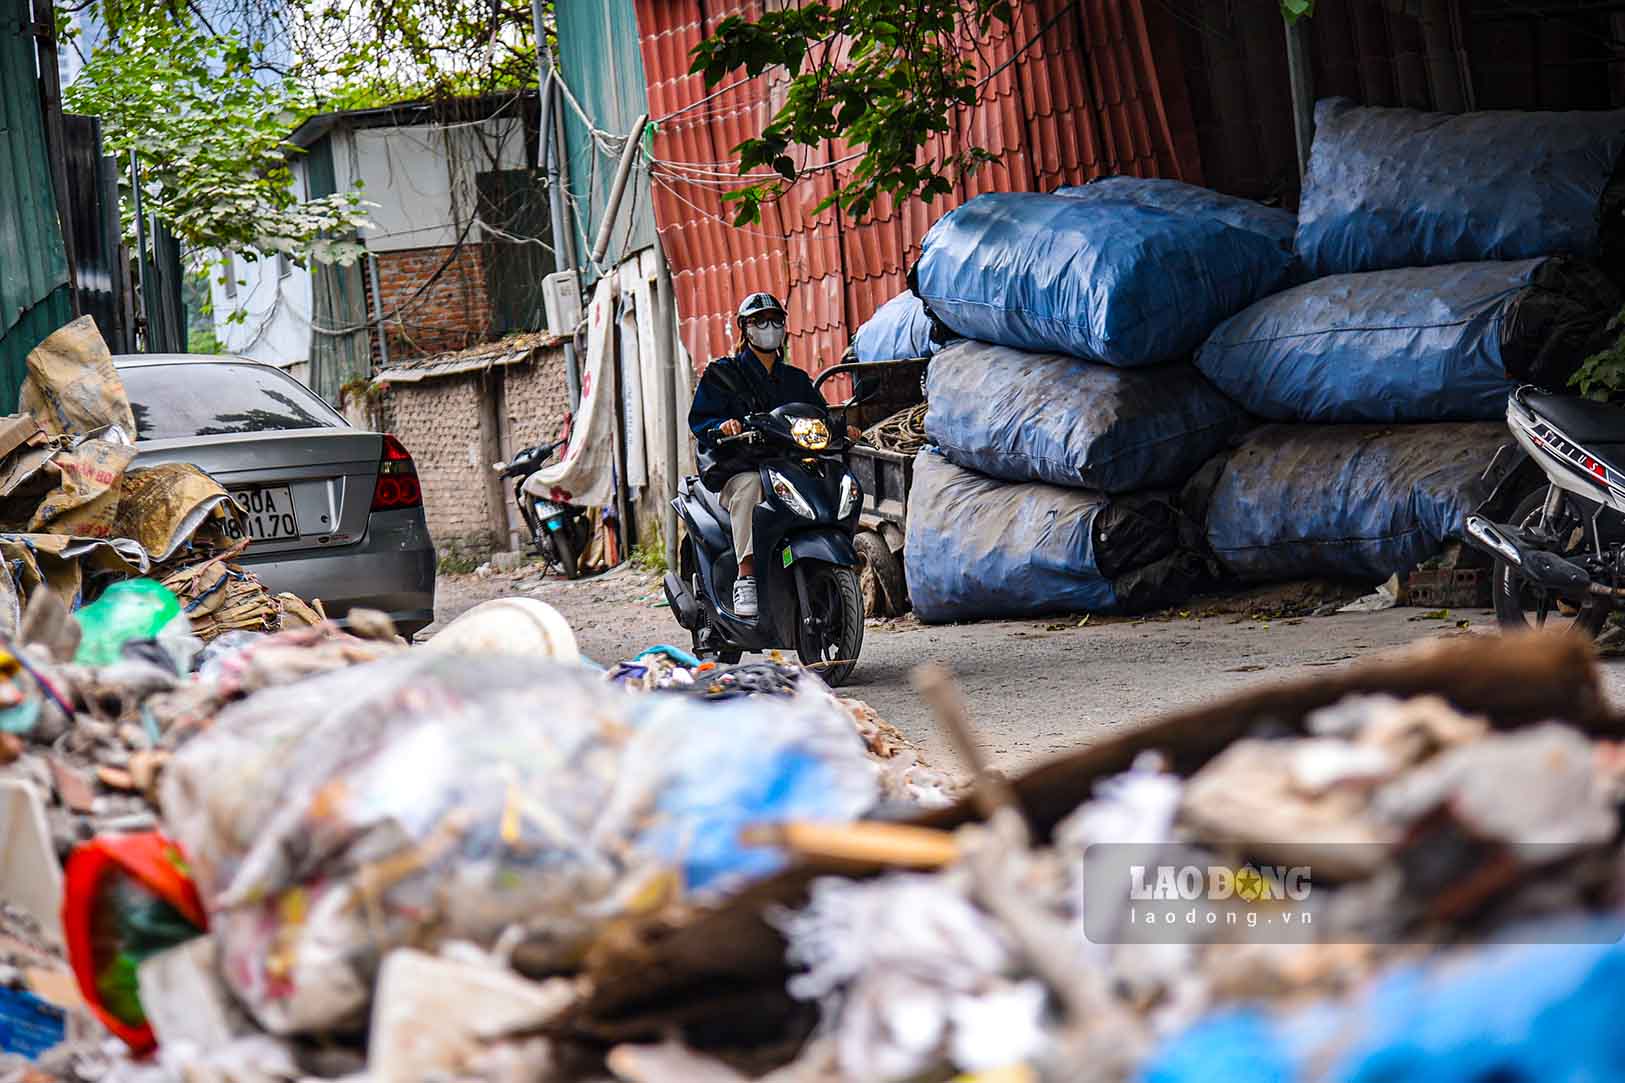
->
[634, 0, 1202, 380]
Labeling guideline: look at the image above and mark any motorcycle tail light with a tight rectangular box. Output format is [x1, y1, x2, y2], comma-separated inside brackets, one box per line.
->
[372, 434, 423, 511]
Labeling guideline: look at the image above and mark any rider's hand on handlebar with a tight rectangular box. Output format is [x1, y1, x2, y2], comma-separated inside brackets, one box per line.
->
[846, 425, 863, 443]
[720, 419, 745, 437]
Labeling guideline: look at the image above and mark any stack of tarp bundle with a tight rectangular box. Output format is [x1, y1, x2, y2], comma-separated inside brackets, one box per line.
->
[902, 177, 1294, 621]
[1186, 99, 1625, 585]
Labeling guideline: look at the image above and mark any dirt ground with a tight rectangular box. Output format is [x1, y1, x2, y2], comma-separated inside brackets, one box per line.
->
[427, 563, 1625, 773]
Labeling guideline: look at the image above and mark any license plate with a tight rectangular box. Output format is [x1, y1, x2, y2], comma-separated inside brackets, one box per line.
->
[227, 486, 299, 542]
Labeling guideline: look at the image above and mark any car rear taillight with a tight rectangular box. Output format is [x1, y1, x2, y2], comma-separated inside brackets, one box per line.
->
[371, 434, 423, 511]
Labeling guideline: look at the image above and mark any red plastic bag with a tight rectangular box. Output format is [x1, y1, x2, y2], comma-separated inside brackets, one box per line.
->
[62, 832, 207, 1053]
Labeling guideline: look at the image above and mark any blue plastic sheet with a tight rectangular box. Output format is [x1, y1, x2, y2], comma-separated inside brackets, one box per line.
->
[624, 677, 878, 892]
[1141, 920, 1625, 1083]
[1198, 423, 1507, 584]
[852, 292, 941, 362]
[0, 987, 66, 1059]
[914, 192, 1295, 367]
[905, 450, 1195, 622]
[1055, 176, 1296, 252]
[926, 340, 1252, 492]
[1196, 260, 1547, 423]
[1297, 98, 1625, 278]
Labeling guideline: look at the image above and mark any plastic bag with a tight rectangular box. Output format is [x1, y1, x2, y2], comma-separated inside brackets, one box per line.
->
[62, 832, 209, 1053]
[925, 340, 1251, 493]
[904, 450, 1200, 622]
[914, 191, 1295, 367]
[160, 652, 879, 1033]
[607, 672, 878, 893]
[1195, 423, 1507, 584]
[1196, 258, 1619, 423]
[852, 292, 943, 363]
[75, 580, 189, 668]
[1296, 98, 1625, 279]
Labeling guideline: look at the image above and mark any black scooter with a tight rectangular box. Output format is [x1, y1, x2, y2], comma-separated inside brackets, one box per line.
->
[1464, 385, 1625, 635]
[495, 438, 592, 579]
[664, 402, 866, 685]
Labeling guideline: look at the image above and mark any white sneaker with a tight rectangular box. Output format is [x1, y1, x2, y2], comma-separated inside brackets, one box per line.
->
[733, 576, 758, 618]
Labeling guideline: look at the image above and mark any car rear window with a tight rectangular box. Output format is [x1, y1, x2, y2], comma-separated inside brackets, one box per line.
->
[120, 362, 346, 441]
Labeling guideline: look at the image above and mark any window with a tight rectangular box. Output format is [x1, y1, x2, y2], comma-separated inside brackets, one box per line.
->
[120, 362, 345, 441]
[221, 254, 237, 300]
[278, 252, 292, 279]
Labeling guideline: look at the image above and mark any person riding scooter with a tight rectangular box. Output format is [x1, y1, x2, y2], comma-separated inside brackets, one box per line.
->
[689, 292, 862, 617]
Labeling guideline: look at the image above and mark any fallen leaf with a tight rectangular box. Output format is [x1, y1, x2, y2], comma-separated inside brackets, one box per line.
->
[1411, 609, 1450, 621]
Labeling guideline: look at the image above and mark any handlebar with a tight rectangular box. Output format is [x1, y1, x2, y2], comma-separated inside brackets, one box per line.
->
[715, 430, 764, 446]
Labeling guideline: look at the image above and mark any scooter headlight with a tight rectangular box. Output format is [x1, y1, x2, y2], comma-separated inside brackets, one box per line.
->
[791, 417, 830, 450]
[838, 472, 860, 519]
[768, 469, 815, 519]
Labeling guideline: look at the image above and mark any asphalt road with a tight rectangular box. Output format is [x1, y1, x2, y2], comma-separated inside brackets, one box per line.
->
[430, 564, 1625, 773]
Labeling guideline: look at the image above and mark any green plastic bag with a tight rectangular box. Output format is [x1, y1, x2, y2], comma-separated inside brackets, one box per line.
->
[74, 580, 188, 668]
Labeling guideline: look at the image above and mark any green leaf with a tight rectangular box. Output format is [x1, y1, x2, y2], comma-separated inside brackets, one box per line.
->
[1280, 0, 1315, 23]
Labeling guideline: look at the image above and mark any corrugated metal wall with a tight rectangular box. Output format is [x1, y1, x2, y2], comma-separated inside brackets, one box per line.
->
[634, 0, 1202, 375]
[0, 0, 71, 406]
[557, 0, 658, 277]
[1163, 0, 1625, 207]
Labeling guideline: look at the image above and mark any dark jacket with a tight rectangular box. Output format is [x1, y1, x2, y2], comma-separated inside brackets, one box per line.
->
[690, 345, 820, 488]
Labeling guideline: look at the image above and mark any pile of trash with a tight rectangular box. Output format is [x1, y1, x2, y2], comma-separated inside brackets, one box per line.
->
[0, 591, 964, 1080]
[0, 318, 317, 644]
[528, 631, 1625, 1083]
[857, 98, 1625, 621]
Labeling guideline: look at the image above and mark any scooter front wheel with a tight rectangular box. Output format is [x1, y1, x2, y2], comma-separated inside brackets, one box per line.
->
[795, 562, 864, 687]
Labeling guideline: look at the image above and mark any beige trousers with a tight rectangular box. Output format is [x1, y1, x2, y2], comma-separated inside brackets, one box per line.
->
[720, 471, 763, 563]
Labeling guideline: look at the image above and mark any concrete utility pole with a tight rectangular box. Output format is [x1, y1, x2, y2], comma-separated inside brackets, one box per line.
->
[655, 242, 681, 575]
[1283, 14, 1315, 179]
[590, 113, 649, 266]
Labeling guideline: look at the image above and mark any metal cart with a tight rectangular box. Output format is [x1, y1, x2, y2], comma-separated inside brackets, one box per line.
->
[815, 355, 929, 617]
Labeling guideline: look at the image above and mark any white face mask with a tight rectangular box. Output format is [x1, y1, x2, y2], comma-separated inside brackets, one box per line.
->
[746, 322, 786, 352]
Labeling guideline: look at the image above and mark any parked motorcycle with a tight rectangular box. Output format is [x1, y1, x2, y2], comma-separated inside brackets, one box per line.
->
[663, 402, 866, 685]
[1464, 386, 1625, 634]
[495, 438, 592, 579]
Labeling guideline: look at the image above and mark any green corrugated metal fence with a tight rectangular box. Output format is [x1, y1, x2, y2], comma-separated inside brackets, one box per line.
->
[556, 0, 656, 279]
[0, 0, 71, 407]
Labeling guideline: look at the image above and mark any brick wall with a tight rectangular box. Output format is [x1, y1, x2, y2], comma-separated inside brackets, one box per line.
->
[504, 348, 573, 451]
[379, 345, 572, 557]
[373, 244, 491, 362]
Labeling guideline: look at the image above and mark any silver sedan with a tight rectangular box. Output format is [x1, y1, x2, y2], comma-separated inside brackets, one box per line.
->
[115, 354, 436, 637]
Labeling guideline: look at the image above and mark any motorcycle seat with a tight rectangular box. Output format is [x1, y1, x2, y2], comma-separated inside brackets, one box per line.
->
[1523, 390, 1625, 445]
[695, 482, 733, 532]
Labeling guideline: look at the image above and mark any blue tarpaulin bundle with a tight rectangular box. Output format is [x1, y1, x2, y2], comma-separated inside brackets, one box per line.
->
[1296, 98, 1625, 279]
[926, 340, 1252, 493]
[1195, 258, 1619, 423]
[851, 291, 943, 363]
[1196, 423, 1507, 584]
[905, 450, 1199, 622]
[913, 191, 1296, 367]
[1055, 175, 1297, 253]
[1141, 920, 1625, 1083]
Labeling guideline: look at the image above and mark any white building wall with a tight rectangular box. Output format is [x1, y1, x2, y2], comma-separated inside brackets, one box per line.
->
[333, 117, 529, 253]
[209, 113, 528, 374]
